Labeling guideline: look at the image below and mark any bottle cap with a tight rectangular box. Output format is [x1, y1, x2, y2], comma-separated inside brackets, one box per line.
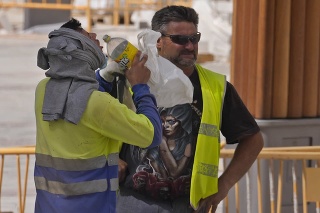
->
[103, 35, 111, 43]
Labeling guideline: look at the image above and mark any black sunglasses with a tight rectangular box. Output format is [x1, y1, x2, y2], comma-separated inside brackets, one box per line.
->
[161, 32, 201, 45]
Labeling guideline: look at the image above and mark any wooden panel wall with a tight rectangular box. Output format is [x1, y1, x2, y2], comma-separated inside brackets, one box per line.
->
[231, 0, 320, 119]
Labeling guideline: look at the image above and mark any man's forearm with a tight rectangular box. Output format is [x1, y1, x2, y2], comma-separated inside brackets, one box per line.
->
[219, 132, 264, 190]
[132, 84, 162, 149]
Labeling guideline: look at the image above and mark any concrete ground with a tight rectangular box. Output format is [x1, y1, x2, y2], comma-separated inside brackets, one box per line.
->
[0, 8, 228, 213]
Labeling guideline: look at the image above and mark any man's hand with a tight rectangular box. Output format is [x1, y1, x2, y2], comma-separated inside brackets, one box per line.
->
[118, 159, 128, 183]
[99, 59, 124, 82]
[193, 179, 229, 213]
[125, 51, 150, 86]
[194, 132, 264, 213]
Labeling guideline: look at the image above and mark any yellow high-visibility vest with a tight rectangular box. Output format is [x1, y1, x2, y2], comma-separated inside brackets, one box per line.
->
[190, 64, 226, 210]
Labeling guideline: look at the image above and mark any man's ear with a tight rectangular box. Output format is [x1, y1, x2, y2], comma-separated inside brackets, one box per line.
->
[156, 37, 162, 49]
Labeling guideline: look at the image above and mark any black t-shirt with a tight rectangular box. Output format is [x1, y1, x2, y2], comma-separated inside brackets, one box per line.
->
[120, 68, 260, 201]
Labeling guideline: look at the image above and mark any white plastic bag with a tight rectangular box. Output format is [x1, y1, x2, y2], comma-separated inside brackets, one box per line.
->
[137, 29, 194, 108]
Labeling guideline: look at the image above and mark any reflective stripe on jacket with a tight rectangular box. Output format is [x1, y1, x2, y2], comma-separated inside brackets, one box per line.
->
[35, 153, 119, 195]
[190, 64, 226, 210]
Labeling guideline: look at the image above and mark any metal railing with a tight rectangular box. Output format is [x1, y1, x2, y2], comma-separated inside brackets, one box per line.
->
[220, 146, 320, 213]
[1, 145, 319, 213]
[0, 0, 93, 30]
[0, 0, 193, 32]
[0, 146, 35, 213]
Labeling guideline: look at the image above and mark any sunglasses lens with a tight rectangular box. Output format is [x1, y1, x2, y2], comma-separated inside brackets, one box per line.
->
[190, 34, 201, 44]
[171, 36, 189, 45]
[170, 33, 201, 45]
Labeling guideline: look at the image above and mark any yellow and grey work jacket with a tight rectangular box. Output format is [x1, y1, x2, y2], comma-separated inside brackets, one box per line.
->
[34, 78, 158, 213]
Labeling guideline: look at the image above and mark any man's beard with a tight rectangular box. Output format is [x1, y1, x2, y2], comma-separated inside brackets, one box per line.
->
[171, 51, 197, 68]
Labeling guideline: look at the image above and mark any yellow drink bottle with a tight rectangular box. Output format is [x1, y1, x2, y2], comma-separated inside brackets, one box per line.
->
[103, 35, 138, 71]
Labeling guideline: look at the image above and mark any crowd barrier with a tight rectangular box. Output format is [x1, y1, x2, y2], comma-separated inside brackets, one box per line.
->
[0, 146, 35, 213]
[1, 0, 93, 31]
[220, 146, 320, 213]
[2, 145, 319, 213]
[0, 0, 193, 31]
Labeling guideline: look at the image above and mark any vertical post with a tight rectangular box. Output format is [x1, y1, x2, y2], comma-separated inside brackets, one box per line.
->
[230, 0, 246, 99]
[17, 155, 23, 213]
[287, 0, 306, 118]
[292, 161, 298, 213]
[223, 159, 229, 213]
[255, 0, 275, 119]
[302, 160, 307, 213]
[113, 0, 120, 25]
[0, 155, 4, 212]
[316, 161, 320, 212]
[257, 159, 262, 213]
[235, 182, 239, 213]
[245, 0, 259, 115]
[269, 159, 275, 213]
[318, 19, 320, 117]
[276, 160, 284, 213]
[302, 0, 320, 117]
[238, 0, 251, 104]
[246, 173, 251, 213]
[272, 0, 291, 118]
[86, 0, 92, 32]
[22, 155, 30, 213]
[124, 0, 130, 26]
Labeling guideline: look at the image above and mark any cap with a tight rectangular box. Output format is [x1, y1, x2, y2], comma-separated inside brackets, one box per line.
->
[102, 35, 111, 43]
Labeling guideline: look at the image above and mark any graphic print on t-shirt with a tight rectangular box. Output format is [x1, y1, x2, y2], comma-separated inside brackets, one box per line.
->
[129, 104, 196, 200]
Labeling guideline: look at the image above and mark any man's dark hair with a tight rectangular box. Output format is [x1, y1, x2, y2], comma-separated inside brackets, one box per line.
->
[60, 18, 82, 31]
[151, 5, 199, 33]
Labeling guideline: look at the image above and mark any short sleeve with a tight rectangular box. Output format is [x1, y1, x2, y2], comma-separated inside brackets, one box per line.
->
[220, 82, 260, 144]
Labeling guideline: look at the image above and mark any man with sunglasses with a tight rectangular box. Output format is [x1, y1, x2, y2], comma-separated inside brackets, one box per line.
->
[116, 5, 264, 213]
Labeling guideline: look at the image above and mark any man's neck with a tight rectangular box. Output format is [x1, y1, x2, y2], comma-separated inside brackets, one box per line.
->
[182, 66, 196, 77]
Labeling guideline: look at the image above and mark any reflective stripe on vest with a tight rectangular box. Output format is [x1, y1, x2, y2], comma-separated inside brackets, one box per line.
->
[35, 153, 119, 171]
[35, 176, 118, 196]
[199, 123, 220, 138]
